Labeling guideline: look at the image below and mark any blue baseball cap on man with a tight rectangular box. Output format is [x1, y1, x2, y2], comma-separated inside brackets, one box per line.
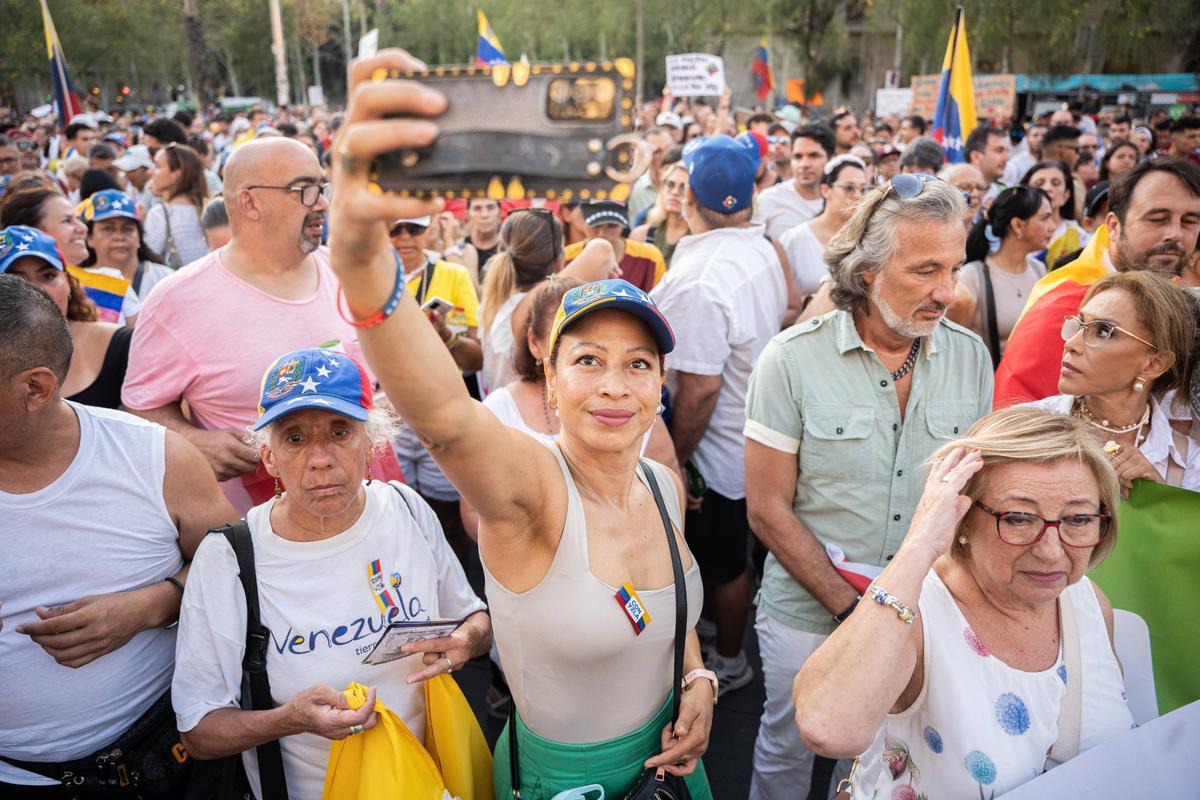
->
[252, 348, 374, 431]
[77, 189, 139, 224]
[681, 134, 759, 215]
[0, 226, 66, 273]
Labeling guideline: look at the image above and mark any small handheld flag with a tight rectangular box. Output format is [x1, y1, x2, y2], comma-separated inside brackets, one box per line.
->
[750, 37, 774, 102]
[39, 0, 83, 130]
[931, 7, 977, 164]
[475, 10, 507, 67]
[614, 582, 652, 635]
[67, 266, 128, 324]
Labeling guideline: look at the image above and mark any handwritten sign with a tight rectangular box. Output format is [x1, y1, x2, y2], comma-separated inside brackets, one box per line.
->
[874, 88, 914, 117]
[666, 53, 725, 97]
[909, 73, 1016, 121]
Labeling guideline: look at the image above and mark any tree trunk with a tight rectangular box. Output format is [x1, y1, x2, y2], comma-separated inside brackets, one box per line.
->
[183, 0, 212, 107]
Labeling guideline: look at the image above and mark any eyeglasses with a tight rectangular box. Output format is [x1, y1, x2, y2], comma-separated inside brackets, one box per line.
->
[389, 222, 428, 237]
[15, 140, 37, 151]
[767, 135, 788, 145]
[245, 182, 331, 207]
[831, 183, 868, 196]
[975, 501, 1110, 548]
[1061, 315, 1157, 350]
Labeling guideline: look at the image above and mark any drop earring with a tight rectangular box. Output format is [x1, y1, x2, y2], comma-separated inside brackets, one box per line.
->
[274, 477, 283, 498]
[366, 465, 373, 486]
[1132, 375, 1147, 392]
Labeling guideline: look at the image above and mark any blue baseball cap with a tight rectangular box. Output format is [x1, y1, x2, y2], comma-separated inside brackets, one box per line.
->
[253, 348, 374, 431]
[0, 226, 66, 273]
[680, 134, 759, 215]
[548, 279, 676, 358]
[77, 189, 139, 224]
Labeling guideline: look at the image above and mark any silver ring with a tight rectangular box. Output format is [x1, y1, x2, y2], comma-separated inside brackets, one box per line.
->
[348, 724, 365, 735]
[442, 656, 454, 672]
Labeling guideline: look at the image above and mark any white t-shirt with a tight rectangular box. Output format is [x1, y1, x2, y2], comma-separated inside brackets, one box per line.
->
[777, 221, 828, 295]
[650, 225, 788, 499]
[0, 403, 180, 786]
[173, 481, 486, 800]
[754, 180, 824, 241]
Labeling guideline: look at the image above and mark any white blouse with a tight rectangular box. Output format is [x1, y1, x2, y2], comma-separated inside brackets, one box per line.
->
[1028, 393, 1200, 492]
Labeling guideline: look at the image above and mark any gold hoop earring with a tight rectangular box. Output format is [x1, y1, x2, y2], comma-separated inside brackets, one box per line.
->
[274, 478, 283, 498]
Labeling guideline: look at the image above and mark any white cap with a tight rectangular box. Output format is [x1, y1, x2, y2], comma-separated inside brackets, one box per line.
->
[113, 145, 154, 172]
[389, 215, 431, 228]
[655, 112, 683, 130]
[68, 113, 98, 128]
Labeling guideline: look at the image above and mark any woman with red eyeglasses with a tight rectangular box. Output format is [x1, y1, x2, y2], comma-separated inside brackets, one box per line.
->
[793, 406, 1133, 798]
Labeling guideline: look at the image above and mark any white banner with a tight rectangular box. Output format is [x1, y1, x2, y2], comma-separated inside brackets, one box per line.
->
[875, 88, 913, 117]
[666, 53, 725, 97]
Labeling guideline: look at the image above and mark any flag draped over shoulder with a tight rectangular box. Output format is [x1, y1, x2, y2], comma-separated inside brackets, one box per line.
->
[475, 10, 507, 67]
[932, 7, 976, 164]
[751, 37, 774, 102]
[1089, 479, 1200, 715]
[39, 0, 82, 128]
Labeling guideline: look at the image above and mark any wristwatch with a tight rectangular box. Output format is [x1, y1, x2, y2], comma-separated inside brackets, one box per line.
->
[682, 668, 719, 705]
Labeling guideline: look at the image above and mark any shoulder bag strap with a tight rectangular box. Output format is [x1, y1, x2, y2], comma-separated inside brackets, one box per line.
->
[217, 523, 289, 800]
[980, 260, 1002, 370]
[417, 259, 437, 306]
[1048, 590, 1082, 764]
[508, 701, 522, 798]
[639, 459, 688, 726]
[1166, 427, 1190, 487]
[132, 261, 146, 295]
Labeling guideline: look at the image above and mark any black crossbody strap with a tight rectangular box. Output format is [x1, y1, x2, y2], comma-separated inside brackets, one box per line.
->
[215, 522, 288, 800]
[639, 460, 688, 726]
[981, 261, 1002, 370]
[417, 259, 437, 306]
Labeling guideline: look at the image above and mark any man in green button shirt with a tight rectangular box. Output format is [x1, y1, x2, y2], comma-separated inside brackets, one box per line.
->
[743, 175, 993, 799]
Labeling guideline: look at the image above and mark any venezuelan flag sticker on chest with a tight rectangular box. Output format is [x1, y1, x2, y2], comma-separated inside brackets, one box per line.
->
[615, 582, 652, 635]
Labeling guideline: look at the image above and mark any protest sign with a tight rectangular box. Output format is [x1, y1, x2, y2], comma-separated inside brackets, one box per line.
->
[910, 73, 1015, 120]
[875, 88, 913, 117]
[666, 53, 725, 97]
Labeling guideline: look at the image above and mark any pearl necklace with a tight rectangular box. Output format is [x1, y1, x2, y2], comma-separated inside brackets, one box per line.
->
[1074, 398, 1150, 448]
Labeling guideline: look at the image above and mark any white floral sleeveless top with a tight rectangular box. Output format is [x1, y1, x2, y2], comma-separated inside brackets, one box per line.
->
[850, 570, 1133, 799]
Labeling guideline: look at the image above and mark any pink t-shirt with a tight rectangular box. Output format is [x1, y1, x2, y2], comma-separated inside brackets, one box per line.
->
[122, 247, 382, 512]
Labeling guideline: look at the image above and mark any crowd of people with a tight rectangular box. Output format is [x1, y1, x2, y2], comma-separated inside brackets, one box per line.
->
[2, 46, 1199, 800]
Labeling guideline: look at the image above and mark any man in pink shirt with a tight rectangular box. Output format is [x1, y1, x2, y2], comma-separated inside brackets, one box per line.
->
[122, 137, 384, 513]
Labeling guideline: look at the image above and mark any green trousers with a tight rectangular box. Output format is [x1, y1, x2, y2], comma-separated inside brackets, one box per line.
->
[493, 695, 713, 800]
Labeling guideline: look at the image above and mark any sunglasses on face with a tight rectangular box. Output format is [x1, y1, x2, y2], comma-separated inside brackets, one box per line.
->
[390, 223, 428, 237]
[15, 140, 37, 151]
[767, 135, 788, 145]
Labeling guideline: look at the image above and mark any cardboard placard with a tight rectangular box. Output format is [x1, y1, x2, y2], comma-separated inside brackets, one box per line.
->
[874, 88, 914, 117]
[909, 73, 1016, 121]
[666, 53, 725, 97]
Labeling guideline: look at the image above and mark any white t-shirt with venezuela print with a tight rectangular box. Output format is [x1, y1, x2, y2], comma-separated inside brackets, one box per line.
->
[173, 480, 485, 800]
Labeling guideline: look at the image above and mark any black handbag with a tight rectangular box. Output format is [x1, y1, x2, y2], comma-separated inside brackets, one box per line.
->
[507, 460, 693, 800]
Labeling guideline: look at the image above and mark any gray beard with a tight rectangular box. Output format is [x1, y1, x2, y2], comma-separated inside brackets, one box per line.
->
[869, 276, 943, 338]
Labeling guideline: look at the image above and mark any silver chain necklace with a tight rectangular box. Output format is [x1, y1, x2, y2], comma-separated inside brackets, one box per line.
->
[890, 338, 921, 382]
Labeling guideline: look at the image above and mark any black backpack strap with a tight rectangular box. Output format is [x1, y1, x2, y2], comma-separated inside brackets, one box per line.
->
[980, 261, 1002, 370]
[213, 522, 288, 800]
[639, 460, 688, 727]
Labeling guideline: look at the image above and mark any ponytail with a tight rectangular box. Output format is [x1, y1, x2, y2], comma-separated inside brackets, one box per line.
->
[480, 249, 518, 332]
[479, 209, 562, 332]
[965, 186, 1048, 264]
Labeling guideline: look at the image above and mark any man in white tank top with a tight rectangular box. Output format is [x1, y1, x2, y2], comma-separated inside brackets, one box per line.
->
[0, 275, 235, 791]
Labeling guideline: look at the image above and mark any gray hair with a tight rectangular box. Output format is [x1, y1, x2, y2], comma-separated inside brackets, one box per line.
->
[899, 137, 945, 173]
[825, 179, 966, 314]
[246, 406, 399, 451]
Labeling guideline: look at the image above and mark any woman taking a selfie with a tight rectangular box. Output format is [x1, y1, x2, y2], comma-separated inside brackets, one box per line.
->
[326, 50, 715, 800]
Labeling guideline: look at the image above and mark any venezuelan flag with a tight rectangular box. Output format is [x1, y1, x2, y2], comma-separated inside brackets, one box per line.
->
[751, 37, 774, 102]
[67, 266, 128, 324]
[39, 0, 82, 129]
[475, 10, 507, 67]
[931, 7, 977, 164]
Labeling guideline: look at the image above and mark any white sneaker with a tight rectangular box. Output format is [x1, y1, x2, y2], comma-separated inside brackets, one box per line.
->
[709, 650, 755, 694]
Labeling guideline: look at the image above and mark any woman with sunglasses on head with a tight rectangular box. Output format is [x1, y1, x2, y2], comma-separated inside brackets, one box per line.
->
[143, 143, 209, 268]
[478, 208, 617, 395]
[778, 155, 868, 296]
[1027, 271, 1198, 495]
[1021, 160, 1087, 268]
[794, 408, 1133, 798]
[326, 50, 715, 799]
[949, 187, 1055, 365]
[630, 156, 689, 269]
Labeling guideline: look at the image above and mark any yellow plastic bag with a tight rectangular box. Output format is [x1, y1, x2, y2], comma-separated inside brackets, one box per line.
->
[321, 679, 493, 800]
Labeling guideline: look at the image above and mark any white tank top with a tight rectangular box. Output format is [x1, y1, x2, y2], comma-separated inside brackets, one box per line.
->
[0, 403, 181, 785]
[851, 570, 1133, 798]
[482, 442, 703, 743]
[480, 291, 526, 396]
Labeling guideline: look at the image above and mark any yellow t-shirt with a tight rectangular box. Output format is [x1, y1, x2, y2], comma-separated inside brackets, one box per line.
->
[404, 258, 480, 333]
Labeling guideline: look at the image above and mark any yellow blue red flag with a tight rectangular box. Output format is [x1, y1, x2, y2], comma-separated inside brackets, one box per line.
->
[751, 37, 774, 102]
[932, 7, 977, 164]
[39, 0, 83, 130]
[475, 10, 507, 67]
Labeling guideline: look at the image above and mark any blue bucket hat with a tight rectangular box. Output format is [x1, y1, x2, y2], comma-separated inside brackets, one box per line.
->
[0, 226, 66, 273]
